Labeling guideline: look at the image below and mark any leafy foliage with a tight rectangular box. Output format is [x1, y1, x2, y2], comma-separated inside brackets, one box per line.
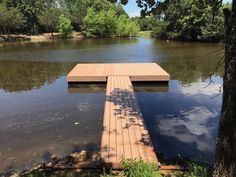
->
[0, 0, 227, 42]
[134, 15, 159, 31]
[57, 14, 73, 38]
[116, 15, 140, 37]
[0, 3, 25, 36]
[150, 0, 226, 41]
[60, 0, 128, 31]
[121, 159, 160, 177]
[0, 0, 129, 36]
[82, 8, 115, 37]
[83, 9, 139, 37]
[38, 7, 60, 36]
[171, 162, 211, 177]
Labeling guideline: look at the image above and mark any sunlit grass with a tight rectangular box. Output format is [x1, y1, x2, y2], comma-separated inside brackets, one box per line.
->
[138, 31, 152, 37]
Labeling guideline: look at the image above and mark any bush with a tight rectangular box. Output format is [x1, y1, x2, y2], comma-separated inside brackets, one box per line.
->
[57, 14, 73, 38]
[116, 15, 140, 37]
[82, 8, 116, 37]
[83, 9, 140, 37]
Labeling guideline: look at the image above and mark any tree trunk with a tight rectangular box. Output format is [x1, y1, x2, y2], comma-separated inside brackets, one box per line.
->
[213, 0, 236, 176]
[7, 25, 11, 39]
[51, 28, 54, 39]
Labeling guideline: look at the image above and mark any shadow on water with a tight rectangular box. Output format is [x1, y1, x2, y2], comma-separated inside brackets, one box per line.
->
[68, 83, 106, 93]
[68, 81, 169, 93]
[133, 81, 169, 92]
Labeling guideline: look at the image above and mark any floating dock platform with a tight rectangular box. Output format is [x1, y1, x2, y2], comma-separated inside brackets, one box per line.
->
[67, 63, 170, 169]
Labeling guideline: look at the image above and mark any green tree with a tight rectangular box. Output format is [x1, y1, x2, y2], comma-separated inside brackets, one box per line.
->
[0, 3, 7, 35]
[57, 14, 73, 38]
[116, 15, 140, 37]
[15, 0, 49, 34]
[82, 8, 116, 37]
[137, 15, 159, 31]
[150, 0, 224, 41]
[38, 7, 60, 37]
[83, 8, 139, 37]
[1, 0, 57, 34]
[201, 6, 224, 42]
[59, 0, 128, 31]
[0, 3, 25, 37]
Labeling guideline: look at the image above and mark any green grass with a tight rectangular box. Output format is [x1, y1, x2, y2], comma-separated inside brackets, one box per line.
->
[121, 159, 161, 177]
[138, 31, 152, 37]
[21, 159, 211, 177]
[102, 159, 161, 177]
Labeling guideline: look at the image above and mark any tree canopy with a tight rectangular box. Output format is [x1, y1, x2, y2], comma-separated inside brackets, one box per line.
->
[135, 0, 228, 41]
[82, 7, 139, 37]
[0, 0, 229, 41]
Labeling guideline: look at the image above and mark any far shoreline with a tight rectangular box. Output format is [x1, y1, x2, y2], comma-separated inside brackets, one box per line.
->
[0, 31, 224, 44]
[0, 32, 84, 43]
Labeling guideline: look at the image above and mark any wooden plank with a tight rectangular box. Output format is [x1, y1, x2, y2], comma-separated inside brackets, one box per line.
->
[115, 76, 124, 162]
[108, 76, 117, 164]
[125, 77, 158, 164]
[121, 77, 141, 161]
[118, 77, 133, 160]
[123, 76, 148, 162]
[100, 75, 111, 162]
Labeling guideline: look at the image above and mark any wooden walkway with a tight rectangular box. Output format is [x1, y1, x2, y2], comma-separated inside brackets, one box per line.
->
[67, 63, 170, 168]
[101, 76, 158, 168]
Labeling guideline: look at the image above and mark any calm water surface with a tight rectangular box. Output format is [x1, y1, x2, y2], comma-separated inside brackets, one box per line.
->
[0, 38, 223, 173]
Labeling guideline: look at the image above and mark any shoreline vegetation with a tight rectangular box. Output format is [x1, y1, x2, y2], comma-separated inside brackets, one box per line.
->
[0, 31, 151, 43]
[0, 0, 231, 43]
[7, 150, 211, 177]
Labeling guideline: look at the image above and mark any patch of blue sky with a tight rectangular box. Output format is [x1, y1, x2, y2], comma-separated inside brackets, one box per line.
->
[124, 0, 232, 17]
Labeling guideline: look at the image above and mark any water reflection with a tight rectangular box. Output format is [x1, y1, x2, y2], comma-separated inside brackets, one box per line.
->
[133, 82, 169, 92]
[136, 76, 222, 163]
[0, 38, 223, 173]
[152, 40, 224, 84]
[68, 83, 106, 93]
[0, 60, 75, 92]
[157, 106, 217, 152]
[0, 77, 105, 173]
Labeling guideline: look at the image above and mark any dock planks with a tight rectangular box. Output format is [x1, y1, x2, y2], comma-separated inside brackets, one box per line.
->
[67, 63, 170, 169]
[67, 63, 170, 82]
[100, 76, 158, 168]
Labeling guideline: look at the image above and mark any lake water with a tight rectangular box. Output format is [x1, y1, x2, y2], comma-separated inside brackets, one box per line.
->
[0, 38, 223, 174]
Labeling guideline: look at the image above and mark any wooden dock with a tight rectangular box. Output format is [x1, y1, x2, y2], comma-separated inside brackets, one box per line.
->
[67, 63, 170, 169]
[67, 63, 170, 82]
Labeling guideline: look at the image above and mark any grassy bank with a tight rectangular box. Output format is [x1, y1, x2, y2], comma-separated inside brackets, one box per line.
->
[138, 31, 152, 38]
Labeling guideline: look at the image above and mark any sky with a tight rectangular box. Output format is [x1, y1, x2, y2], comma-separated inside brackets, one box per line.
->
[124, 0, 233, 17]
